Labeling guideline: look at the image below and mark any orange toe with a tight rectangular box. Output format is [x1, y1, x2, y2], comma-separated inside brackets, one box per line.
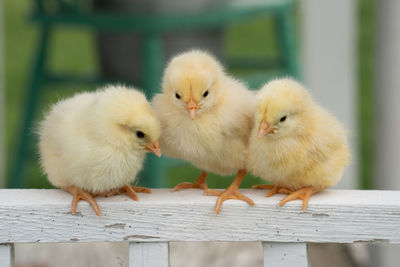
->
[173, 181, 208, 192]
[253, 184, 293, 197]
[278, 187, 319, 211]
[172, 171, 208, 193]
[205, 188, 224, 196]
[65, 186, 101, 216]
[252, 184, 275, 190]
[102, 185, 152, 201]
[131, 186, 152, 194]
[214, 188, 254, 215]
[266, 185, 293, 197]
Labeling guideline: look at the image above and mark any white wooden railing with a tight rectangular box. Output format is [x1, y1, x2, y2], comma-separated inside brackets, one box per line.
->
[1, 189, 399, 266]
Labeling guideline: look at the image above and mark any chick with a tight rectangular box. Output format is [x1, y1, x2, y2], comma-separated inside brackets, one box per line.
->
[248, 78, 350, 210]
[38, 85, 161, 216]
[152, 50, 255, 214]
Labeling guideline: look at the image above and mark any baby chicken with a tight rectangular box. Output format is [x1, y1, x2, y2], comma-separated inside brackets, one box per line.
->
[152, 50, 255, 214]
[248, 78, 350, 210]
[38, 85, 161, 216]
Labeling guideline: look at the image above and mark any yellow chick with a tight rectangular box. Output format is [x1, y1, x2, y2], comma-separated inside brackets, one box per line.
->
[38, 85, 161, 216]
[152, 50, 255, 214]
[248, 78, 350, 210]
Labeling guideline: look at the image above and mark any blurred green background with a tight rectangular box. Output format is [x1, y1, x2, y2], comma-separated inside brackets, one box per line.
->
[3, 0, 373, 189]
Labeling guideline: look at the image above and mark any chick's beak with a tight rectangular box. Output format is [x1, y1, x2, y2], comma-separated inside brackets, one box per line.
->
[186, 98, 199, 120]
[145, 140, 161, 157]
[258, 119, 273, 138]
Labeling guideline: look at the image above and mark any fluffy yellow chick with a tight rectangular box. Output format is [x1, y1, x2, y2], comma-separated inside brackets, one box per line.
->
[152, 50, 255, 214]
[38, 85, 161, 216]
[248, 78, 350, 210]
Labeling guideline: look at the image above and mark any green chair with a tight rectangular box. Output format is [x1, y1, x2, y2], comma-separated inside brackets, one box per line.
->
[9, 0, 298, 188]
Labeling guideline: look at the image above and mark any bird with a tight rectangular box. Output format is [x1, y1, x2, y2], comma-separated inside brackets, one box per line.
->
[248, 78, 350, 210]
[38, 85, 161, 216]
[152, 50, 256, 214]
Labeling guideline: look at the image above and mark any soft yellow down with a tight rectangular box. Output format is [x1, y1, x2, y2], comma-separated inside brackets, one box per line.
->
[38, 85, 160, 193]
[248, 78, 351, 190]
[152, 50, 255, 175]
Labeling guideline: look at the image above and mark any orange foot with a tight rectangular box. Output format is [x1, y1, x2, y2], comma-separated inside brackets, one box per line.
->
[278, 186, 320, 211]
[252, 184, 293, 197]
[64, 186, 101, 216]
[208, 170, 255, 215]
[105, 185, 152, 201]
[173, 171, 208, 193]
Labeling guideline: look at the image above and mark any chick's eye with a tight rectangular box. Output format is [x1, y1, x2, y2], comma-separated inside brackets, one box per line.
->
[280, 116, 287, 122]
[175, 93, 181, 99]
[203, 90, 209, 97]
[136, 131, 145, 138]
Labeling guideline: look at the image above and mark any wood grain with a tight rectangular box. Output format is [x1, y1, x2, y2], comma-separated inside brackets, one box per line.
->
[263, 242, 307, 267]
[130, 242, 169, 267]
[0, 189, 399, 243]
[0, 244, 14, 267]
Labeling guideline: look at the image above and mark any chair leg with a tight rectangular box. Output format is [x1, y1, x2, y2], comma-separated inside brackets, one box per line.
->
[9, 26, 51, 188]
[139, 33, 165, 188]
[276, 4, 300, 79]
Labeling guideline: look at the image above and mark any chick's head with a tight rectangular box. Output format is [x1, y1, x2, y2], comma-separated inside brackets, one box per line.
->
[161, 50, 225, 119]
[256, 78, 314, 139]
[96, 85, 161, 157]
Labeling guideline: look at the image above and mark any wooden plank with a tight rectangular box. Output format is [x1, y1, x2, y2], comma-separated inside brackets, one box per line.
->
[0, 189, 400, 243]
[130, 242, 169, 267]
[301, 0, 358, 189]
[0, 244, 14, 267]
[263, 242, 307, 267]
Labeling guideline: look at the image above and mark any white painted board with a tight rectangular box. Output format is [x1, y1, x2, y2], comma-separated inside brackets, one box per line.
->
[263, 242, 307, 267]
[130, 242, 169, 267]
[0, 189, 399, 243]
[0, 244, 14, 267]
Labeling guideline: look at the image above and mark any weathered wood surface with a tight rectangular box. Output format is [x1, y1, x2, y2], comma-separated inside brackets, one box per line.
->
[130, 242, 169, 267]
[0, 244, 14, 267]
[262, 242, 307, 267]
[0, 189, 399, 243]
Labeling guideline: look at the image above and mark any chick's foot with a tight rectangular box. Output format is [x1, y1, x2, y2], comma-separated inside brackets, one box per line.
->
[173, 171, 208, 193]
[212, 170, 254, 215]
[278, 186, 320, 211]
[105, 185, 152, 201]
[252, 184, 293, 197]
[64, 186, 101, 216]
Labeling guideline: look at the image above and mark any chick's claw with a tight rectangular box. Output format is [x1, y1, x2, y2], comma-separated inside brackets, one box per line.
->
[252, 184, 275, 190]
[252, 184, 292, 197]
[64, 186, 101, 216]
[214, 188, 254, 215]
[120, 185, 152, 201]
[265, 185, 293, 197]
[173, 182, 208, 192]
[173, 171, 208, 193]
[205, 188, 224, 196]
[131, 186, 152, 193]
[102, 185, 151, 200]
[278, 186, 319, 211]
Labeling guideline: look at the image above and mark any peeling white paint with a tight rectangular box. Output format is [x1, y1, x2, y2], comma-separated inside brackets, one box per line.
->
[0, 189, 399, 244]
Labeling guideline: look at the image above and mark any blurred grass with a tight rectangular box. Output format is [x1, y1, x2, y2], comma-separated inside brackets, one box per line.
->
[4, 1, 372, 189]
